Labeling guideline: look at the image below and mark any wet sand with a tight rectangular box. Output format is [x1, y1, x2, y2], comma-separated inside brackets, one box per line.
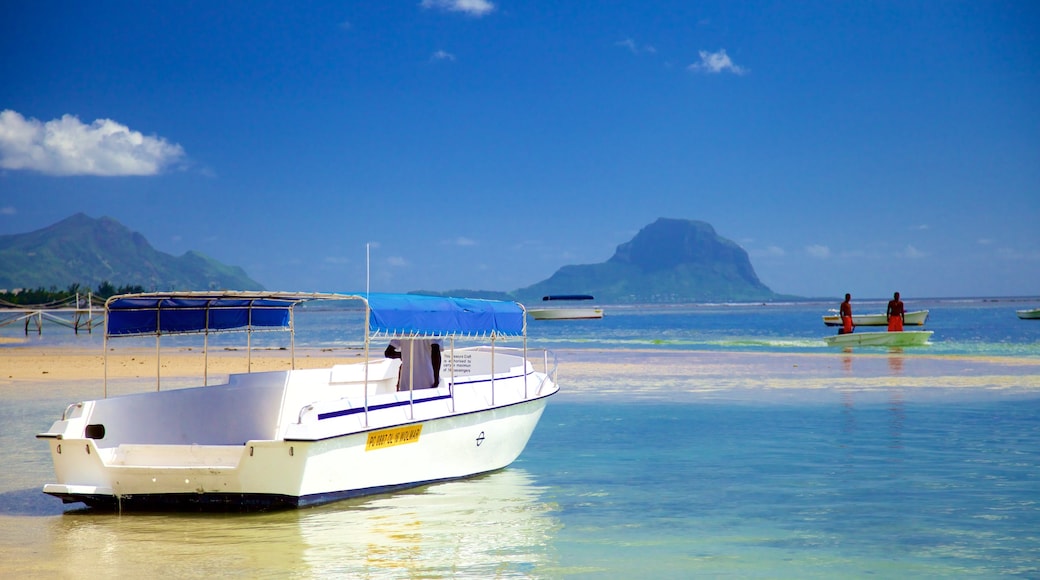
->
[546, 348, 1040, 404]
[3, 344, 1039, 403]
[0, 344, 368, 402]
[0, 344, 364, 383]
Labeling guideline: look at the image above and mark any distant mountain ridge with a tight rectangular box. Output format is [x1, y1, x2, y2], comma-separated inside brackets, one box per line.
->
[513, 218, 782, 303]
[0, 213, 263, 291]
[5, 214, 780, 303]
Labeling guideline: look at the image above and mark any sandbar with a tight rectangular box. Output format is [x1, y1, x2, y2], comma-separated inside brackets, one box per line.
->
[1, 345, 363, 383]
[3, 344, 1039, 403]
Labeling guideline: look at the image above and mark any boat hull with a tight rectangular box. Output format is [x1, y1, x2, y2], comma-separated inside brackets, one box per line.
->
[41, 398, 549, 511]
[824, 330, 934, 347]
[1016, 308, 1040, 320]
[823, 310, 928, 327]
[528, 307, 603, 320]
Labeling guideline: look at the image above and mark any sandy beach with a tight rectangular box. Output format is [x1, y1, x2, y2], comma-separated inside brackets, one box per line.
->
[4, 343, 1040, 403]
[1, 344, 364, 383]
[1, 344, 369, 403]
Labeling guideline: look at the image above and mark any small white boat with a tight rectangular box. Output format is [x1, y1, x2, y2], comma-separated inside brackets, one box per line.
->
[824, 330, 934, 348]
[528, 294, 603, 320]
[1016, 308, 1040, 320]
[823, 309, 929, 327]
[528, 307, 604, 320]
[37, 291, 559, 511]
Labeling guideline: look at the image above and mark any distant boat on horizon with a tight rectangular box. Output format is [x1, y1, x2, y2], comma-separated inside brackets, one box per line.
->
[528, 294, 604, 321]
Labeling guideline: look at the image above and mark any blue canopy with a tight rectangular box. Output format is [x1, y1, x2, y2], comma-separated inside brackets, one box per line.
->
[106, 294, 306, 336]
[105, 292, 526, 338]
[365, 293, 525, 337]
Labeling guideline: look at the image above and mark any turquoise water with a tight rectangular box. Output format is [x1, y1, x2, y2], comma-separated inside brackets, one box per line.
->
[2, 297, 1039, 577]
[522, 298, 1040, 357]
[523, 397, 1040, 577]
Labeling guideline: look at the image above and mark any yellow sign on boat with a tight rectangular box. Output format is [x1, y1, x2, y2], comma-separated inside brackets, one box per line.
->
[366, 424, 423, 451]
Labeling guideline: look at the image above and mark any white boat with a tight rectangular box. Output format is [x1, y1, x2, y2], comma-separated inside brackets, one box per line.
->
[528, 294, 604, 320]
[37, 291, 560, 511]
[824, 330, 934, 348]
[822, 309, 929, 327]
[1016, 308, 1040, 320]
[528, 307, 604, 320]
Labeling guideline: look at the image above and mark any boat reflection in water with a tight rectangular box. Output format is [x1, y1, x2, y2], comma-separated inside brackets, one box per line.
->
[297, 469, 560, 575]
[48, 469, 560, 577]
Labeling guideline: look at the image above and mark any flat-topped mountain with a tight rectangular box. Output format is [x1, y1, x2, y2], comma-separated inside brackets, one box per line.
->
[0, 213, 263, 291]
[515, 218, 781, 303]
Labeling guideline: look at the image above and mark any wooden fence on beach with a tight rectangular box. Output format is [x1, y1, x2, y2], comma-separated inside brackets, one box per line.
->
[0, 294, 105, 335]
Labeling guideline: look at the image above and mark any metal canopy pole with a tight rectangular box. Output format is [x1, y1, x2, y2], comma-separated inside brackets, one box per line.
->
[103, 320, 109, 399]
[363, 299, 370, 427]
[449, 336, 455, 413]
[408, 337, 415, 420]
[155, 303, 161, 392]
[247, 300, 253, 372]
[289, 305, 296, 370]
[523, 335, 528, 399]
[490, 333, 496, 406]
[204, 302, 211, 386]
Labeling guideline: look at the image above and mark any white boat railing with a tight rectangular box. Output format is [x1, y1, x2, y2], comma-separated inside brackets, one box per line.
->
[290, 345, 558, 432]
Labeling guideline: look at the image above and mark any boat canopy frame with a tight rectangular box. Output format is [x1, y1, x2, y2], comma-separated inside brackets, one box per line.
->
[102, 291, 531, 400]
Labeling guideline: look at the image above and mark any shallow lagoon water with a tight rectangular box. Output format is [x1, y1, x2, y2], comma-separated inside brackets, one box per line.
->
[2, 298, 1039, 577]
[526, 395, 1040, 577]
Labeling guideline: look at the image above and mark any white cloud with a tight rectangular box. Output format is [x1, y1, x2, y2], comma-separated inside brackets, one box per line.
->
[806, 244, 831, 259]
[977, 238, 993, 245]
[420, 0, 494, 17]
[687, 49, 747, 75]
[616, 38, 657, 55]
[0, 206, 15, 215]
[431, 49, 456, 62]
[0, 110, 185, 176]
[444, 236, 476, 246]
[387, 256, 409, 267]
[900, 244, 927, 259]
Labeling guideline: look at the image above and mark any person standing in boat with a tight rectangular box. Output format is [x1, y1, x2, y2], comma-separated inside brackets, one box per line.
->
[839, 293, 855, 335]
[385, 338, 442, 390]
[886, 292, 905, 332]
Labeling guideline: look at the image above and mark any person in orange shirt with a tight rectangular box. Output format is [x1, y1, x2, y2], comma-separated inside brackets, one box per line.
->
[839, 293, 855, 334]
[886, 292, 905, 332]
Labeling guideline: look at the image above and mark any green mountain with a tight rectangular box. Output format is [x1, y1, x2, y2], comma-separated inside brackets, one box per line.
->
[0, 213, 264, 291]
[514, 218, 782, 303]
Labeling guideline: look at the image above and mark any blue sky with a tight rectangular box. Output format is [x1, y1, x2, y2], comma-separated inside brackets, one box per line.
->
[2, 1, 1038, 299]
